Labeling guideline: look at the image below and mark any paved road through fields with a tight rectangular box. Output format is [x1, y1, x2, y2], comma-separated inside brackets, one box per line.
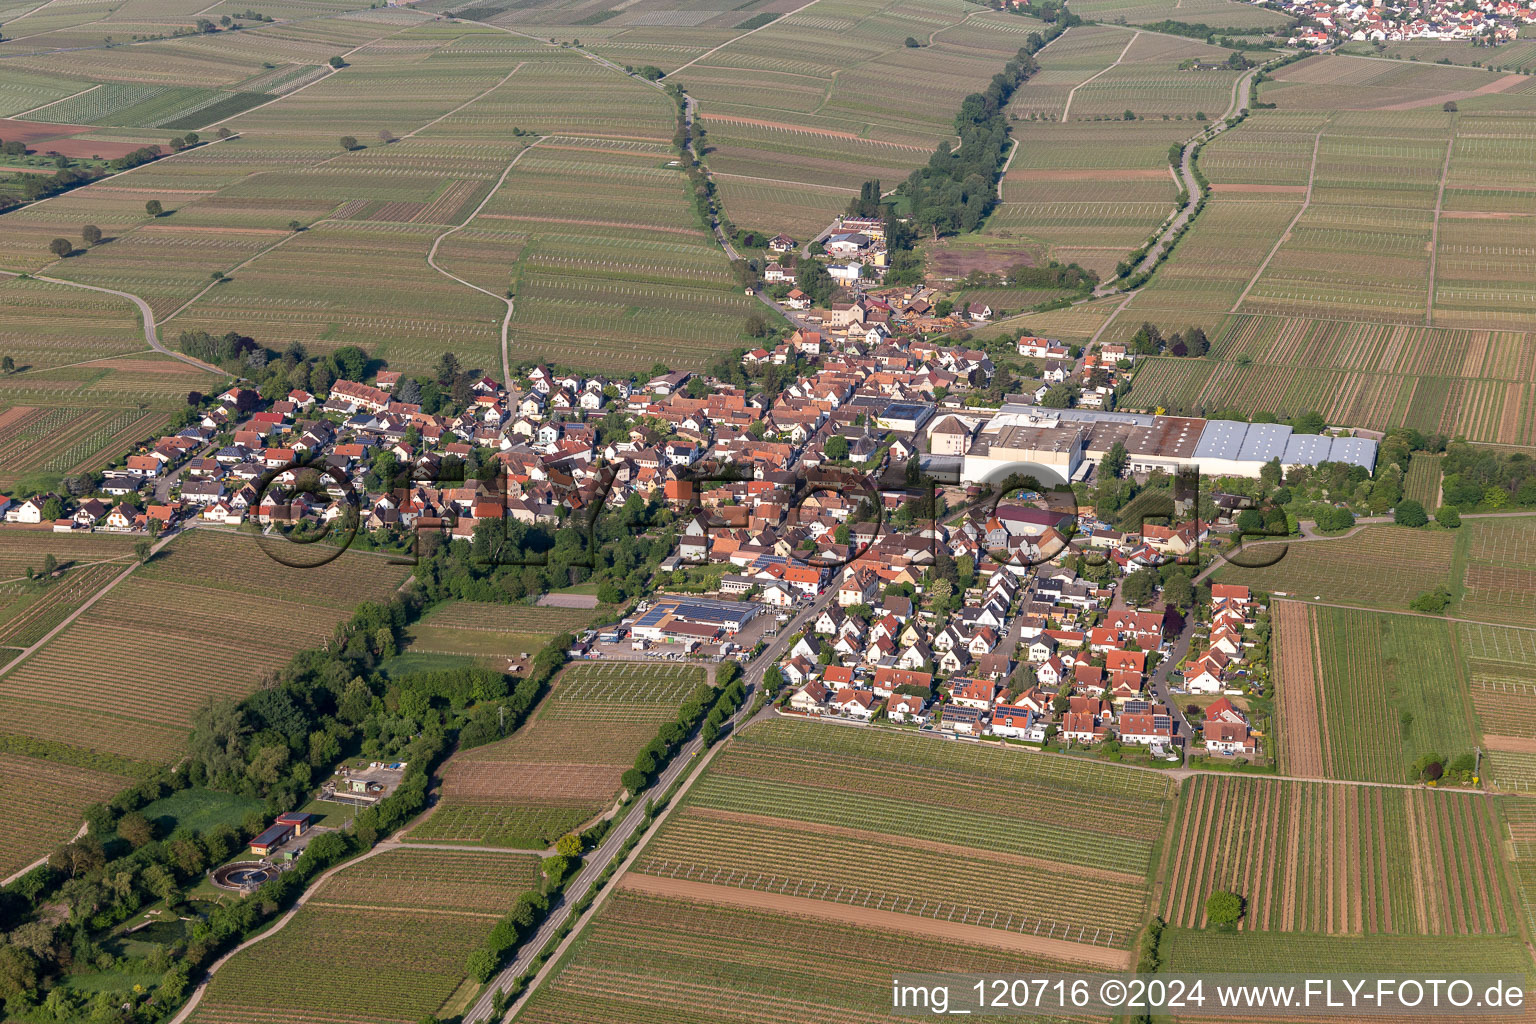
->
[463, 582, 840, 1023]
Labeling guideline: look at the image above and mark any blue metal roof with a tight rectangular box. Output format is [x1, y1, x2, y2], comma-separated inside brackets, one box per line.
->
[1193, 420, 1248, 460]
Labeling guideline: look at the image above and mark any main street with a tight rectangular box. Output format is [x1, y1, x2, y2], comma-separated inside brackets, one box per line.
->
[464, 578, 840, 1023]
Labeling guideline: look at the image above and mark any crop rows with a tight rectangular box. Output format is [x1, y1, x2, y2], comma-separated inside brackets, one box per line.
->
[1471, 680, 1536, 740]
[0, 752, 128, 881]
[0, 561, 123, 649]
[1310, 605, 1470, 784]
[540, 662, 705, 722]
[406, 802, 594, 850]
[313, 847, 541, 912]
[737, 718, 1176, 802]
[637, 808, 1148, 943]
[686, 772, 1157, 876]
[188, 904, 491, 1024]
[420, 663, 704, 845]
[1212, 525, 1456, 610]
[418, 600, 595, 634]
[1457, 518, 1536, 628]
[1164, 776, 1509, 935]
[1161, 928, 1532, 978]
[516, 889, 1086, 1024]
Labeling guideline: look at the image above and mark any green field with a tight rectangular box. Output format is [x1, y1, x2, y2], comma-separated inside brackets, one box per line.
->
[1304, 605, 1475, 784]
[0, 529, 411, 767]
[187, 847, 541, 1024]
[138, 786, 264, 835]
[410, 661, 709, 848]
[1212, 525, 1458, 610]
[629, 719, 1173, 952]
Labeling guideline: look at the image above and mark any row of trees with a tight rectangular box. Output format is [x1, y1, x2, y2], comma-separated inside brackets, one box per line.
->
[0, 530, 591, 1013]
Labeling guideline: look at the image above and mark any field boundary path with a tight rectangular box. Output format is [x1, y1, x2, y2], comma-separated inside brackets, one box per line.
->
[0, 270, 223, 373]
[1061, 30, 1139, 123]
[166, 832, 432, 1024]
[1426, 126, 1456, 325]
[0, 523, 191, 679]
[1230, 129, 1324, 312]
[1090, 52, 1283, 301]
[425, 138, 545, 392]
[668, 0, 830, 76]
[0, 821, 85, 887]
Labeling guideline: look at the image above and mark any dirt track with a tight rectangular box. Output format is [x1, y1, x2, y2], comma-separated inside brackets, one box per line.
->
[620, 873, 1133, 969]
[1373, 73, 1525, 110]
[1482, 734, 1536, 754]
[1274, 601, 1326, 778]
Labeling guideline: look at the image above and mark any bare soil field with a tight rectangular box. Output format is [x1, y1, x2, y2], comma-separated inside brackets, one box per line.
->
[1273, 601, 1325, 778]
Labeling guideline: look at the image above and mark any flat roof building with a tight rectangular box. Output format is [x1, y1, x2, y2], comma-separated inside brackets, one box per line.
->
[963, 411, 1377, 483]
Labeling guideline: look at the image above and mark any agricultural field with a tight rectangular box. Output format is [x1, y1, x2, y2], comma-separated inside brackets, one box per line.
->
[513, 888, 1101, 1024]
[0, 529, 410, 766]
[187, 847, 537, 1024]
[1164, 775, 1512, 934]
[0, 560, 127, 649]
[1404, 452, 1444, 507]
[1501, 800, 1536, 934]
[0, 402, 170, 492]
[405, 599, 600, 664]
[627, 719, 1172, 957]
[1294, 604, 1474, 784]
[1341, 38, 1536, 72]
[309, 846, 543, 914]
[1125, 315, 1536, 444]
[0, 18, 757, 375]
[677, 0, 1055, 236]
[1211, 524, 1458, 610]
[411, 661, 708, 848]
[1455, 515, 1536, 629]
[966, 26, 1246, 279]
[1058, 0, 1288, 28]
[484, 138, 759, 372]
[1464, 621, 1536, 769]
[1116, 61, 1536, 430]
[0, 751, 129, 881]
[0, 528, 137, 578]
[1160, 928, 1533, 980]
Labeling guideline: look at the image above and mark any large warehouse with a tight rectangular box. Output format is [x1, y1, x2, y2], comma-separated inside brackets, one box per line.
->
[959, 406, 1377, 484]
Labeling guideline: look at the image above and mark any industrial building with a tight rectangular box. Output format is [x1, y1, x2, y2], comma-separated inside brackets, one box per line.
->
[958, 405, 1377, 484]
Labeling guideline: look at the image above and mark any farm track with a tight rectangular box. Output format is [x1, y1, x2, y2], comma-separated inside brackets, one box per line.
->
[1230, 130, 1324, 313]
[667, 0, 832, 76]
[426, 137, 543, 393]
[1273, 600, 1325, 778]
[1426, 127, 1455, 326]
[1061, 30, 1140, 123]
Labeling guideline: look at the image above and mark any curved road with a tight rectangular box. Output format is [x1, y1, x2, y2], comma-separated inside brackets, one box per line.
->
[425, 138, 545, 392]
[1092, 59, 1271, 297]
[0, 269, 223, 374]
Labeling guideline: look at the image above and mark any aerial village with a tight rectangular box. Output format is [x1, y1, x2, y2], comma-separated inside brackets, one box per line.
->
[1276, 0, 1534, 45]
[0, 206, 1375, 759]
